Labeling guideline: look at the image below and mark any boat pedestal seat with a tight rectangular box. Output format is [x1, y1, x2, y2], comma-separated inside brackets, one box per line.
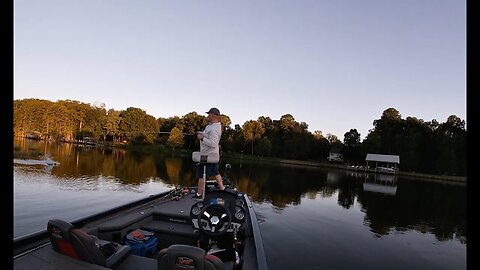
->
[47, 219, 135, 269]
[155, 244, 232, 270]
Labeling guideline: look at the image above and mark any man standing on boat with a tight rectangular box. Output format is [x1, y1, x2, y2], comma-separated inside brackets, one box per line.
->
[194, 107, 225, 198]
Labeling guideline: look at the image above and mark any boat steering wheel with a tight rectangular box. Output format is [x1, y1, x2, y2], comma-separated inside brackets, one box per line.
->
[198, 203, 232, 236]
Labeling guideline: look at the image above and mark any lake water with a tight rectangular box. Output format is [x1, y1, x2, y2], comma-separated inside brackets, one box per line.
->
[13, 138, 466, 269]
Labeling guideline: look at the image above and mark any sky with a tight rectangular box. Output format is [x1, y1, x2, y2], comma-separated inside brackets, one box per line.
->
[13, 0, 466, 140]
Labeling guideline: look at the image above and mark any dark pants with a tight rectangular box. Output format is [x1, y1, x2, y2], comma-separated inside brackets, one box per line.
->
[196, 163, 219, 178]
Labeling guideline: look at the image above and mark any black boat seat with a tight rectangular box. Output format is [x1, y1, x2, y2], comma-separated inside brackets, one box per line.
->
[155, 244, 228, 270]
[47, 219, 131, 269]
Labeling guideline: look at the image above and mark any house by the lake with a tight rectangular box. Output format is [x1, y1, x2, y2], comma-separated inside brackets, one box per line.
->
[328, 148, 343, 162]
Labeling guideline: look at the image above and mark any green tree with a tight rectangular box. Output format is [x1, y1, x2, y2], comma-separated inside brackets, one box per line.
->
[326, 133, 340, 144]
[180, 112, 207, 135]
[435, 115, 466, 175]
[84, 105, 107, 141]
[371, 107, 405, 154]
[53, 101, 77, 141]
[179, 112, 207, 149]
[255, 137, 272, 156]
[119, 107, 159, 144]
[242, 120, 265, 155]
[219, 114, 232, 133]
[167, 126, 184, 151]
[343, 129, 361, 164]
[104, 109, 122, 142]
[279, 114, 296, 132]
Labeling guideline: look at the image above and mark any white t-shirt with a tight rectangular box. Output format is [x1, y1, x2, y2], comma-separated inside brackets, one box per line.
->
[199, 122, 222, 155]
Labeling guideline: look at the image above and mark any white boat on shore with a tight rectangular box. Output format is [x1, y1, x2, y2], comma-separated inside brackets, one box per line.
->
[14, 157, 60, 167]
[375, 166, 397, 174]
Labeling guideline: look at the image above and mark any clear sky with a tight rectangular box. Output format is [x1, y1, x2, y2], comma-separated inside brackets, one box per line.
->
[13, 0, 466, 140]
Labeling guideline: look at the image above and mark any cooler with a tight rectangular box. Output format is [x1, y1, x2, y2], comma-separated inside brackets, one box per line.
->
[123, 229, 158, 257]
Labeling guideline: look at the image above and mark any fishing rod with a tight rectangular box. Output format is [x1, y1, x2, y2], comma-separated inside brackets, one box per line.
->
[117, 131, 195, 136]
[158, 131, 195, 136]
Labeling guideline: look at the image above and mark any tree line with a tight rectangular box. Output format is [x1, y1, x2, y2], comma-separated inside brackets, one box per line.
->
[13, 98, 466, 176]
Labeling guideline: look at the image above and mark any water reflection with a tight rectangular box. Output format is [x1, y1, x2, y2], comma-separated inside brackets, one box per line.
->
[227, 161, 465, 243]
[14, 138, 466, 244]
[362, 173, 398, 195]
[15, 139, 160, 185]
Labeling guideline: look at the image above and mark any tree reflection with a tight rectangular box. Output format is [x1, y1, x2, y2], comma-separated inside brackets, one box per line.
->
[13, 138, 466, 242]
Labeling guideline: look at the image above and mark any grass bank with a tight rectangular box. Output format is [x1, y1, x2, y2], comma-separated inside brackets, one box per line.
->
[222, 152, 466, 184]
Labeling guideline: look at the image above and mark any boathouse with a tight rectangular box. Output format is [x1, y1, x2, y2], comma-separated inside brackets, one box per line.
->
[365, 153, 400, 174]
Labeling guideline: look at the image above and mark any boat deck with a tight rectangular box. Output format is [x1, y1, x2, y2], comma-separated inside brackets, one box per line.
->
[14, 185, 267, 270]
[14, 188, 202, 270]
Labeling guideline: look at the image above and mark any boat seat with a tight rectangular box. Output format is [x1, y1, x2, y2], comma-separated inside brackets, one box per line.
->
[47, 219, 132, 269]
[155, 244, 229, 270]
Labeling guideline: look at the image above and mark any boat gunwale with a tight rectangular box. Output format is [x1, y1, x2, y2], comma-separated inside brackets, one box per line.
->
[14, 188, 174, 256]
[243, 194, 268, 270]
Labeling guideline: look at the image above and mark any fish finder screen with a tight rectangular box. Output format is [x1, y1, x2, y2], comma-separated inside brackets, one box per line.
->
[209, 197, 225, 206]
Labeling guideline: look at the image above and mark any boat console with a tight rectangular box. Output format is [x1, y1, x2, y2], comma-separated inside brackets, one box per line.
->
[190, 189, 247, 236]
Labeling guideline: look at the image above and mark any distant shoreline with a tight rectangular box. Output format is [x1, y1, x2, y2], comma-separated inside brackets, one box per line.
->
[14, 140, 466, 184]
[222, 153, 467, 184]
[124, 145, 467, 184]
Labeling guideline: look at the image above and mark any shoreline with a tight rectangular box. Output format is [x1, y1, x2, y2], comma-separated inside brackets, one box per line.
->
[223, 154, 466, 184]
[14, 139, 466, 184]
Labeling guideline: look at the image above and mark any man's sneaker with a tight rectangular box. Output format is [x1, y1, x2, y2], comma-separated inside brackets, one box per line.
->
[193, 193, 202, 199]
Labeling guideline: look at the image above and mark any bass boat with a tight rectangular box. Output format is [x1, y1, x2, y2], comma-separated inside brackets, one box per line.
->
[13, 163, 268, 270]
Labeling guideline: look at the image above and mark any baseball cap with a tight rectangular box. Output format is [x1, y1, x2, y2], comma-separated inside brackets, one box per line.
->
[206, 108, 220, 116]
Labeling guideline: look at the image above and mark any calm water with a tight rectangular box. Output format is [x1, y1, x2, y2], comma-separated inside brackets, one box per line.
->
[13, 139, 466, 269]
